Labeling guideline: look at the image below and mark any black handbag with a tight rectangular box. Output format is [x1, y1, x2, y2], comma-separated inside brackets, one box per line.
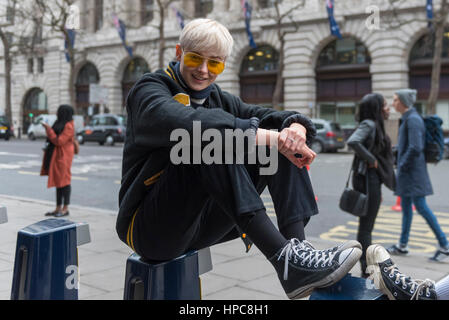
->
[339, 167, 368, 217]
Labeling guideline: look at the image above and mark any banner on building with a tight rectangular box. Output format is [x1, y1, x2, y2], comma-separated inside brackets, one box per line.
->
[427, 0, 434, 29]
[326, 0, 342, 39]
[64, 28, 76, 63]
[241, 0, 257, 49]
[171, 4, 185, 29]
[112, 14, 133, 57]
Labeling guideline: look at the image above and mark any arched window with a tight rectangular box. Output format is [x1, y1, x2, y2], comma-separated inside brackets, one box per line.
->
[76, 62, 100, 116]
[141, 0, 154, 25]
[316, 37, 372, 131]
[409, 29, 449, 129]
[122, 58, 150, 107]
[240, 45, 280, 106]
[22, 88, 48, 133]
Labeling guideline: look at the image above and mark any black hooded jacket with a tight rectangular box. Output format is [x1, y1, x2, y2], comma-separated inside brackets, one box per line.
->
[116, 62, 316, 246]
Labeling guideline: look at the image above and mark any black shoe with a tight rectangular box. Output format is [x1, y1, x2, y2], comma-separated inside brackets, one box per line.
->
[55, 211, 69, 218]
[45, 211, 57, 217]
[429, 247, 449, 262]
[387, 244, 409, 256]
[269, 239, 362, 300]
[366, 245, 437, 300]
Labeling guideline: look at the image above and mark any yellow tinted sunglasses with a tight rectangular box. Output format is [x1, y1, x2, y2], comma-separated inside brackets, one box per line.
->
[183, 51, 225, 75]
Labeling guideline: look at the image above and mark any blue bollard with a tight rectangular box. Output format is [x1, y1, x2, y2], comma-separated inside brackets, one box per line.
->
[11, 218, 90, 300]
[0, 205, 7, 224]
[309, 274, 388, 300]
[124, 248, 213, 300]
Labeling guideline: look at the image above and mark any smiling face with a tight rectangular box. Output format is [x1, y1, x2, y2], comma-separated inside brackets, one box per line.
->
[175, 44, 225, 91]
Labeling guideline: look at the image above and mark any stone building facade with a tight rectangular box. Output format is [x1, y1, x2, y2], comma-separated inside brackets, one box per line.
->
[2, 0, 449, 139]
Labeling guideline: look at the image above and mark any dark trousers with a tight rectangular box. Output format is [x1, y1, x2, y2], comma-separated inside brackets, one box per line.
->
[353, 168, 382, 274]
[132, 152, 318, 262]
[56, 185, 71, 206]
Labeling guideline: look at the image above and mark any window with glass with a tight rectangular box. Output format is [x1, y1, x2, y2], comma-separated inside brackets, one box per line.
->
[123, 58, 150, 83]
[76, 63, 100, 85]
[28, 58, 34, 74]
[317, 38, 371, 67]
[94, 0, 104, 32]
[24, 88, 48, 111]
[122, 58, 150, 107]
[38, 57, 44, 73]
[239, 45, 280, 105]
[195, 0, 213, 18]
[258, 0, 276, 8]
[410, 29, 449, 62]
[141, 0, 154, 25]
[241, 46, 279, 74]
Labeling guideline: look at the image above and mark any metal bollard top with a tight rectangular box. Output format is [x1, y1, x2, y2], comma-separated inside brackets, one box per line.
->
[19, 218, 91, 246]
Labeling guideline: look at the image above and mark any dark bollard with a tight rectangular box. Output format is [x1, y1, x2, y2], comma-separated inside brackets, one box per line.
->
[11, 219, 91, 300]
[124, 247, 213, 300]
[0, 205, 7, 224]
[309, 274, 388, 300]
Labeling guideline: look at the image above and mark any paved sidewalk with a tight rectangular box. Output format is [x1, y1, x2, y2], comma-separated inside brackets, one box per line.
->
[0, 194, 448, 300]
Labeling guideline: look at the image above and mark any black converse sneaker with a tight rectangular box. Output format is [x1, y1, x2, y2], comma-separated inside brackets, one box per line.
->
[429, 246, 449, 262]
[387, 244, 409, 256]
[269, 239, 362, 299]
[303, 239, 362, 253]
[366, 244, 437, 300]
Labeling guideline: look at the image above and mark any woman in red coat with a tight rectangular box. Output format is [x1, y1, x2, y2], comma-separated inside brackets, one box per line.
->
[40, 105, 75, 217]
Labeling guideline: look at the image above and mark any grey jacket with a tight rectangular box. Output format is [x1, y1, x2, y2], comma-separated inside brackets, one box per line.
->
[347, 119, 377, 176]
[395, 108, 433, 197]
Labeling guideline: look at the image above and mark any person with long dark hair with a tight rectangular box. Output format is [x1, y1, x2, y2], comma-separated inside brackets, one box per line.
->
[40, 104, 75, 217]
[347, 93, 396, 277]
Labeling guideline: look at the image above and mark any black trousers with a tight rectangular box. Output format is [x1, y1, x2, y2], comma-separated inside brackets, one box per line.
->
[132, 152, 318, 262]
[353, 168, 382, 274]
[56, 185, 71, 206]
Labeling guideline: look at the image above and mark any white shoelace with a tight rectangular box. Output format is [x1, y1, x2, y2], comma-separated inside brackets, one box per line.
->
[277, 239, 337, 281]
[386, 265, 435, 300]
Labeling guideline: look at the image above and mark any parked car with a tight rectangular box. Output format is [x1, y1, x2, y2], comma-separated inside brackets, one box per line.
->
[77, 114, 126, 146]
[310, 119, 346, 154]
[28, 114, 84, 140]
[0, 115, 13, 140]
[444, 137, 449, 159]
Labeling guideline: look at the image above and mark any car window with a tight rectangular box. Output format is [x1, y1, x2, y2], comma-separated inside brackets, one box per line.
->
[89, 118, 99, 126]
[313, 123, 324, 130]
[105, 117, 118, 126]
[33, 116, 42, 125]
[0, 116, 8, 125]
[331, 123, 341, 131]
[118, 116, 127, 126]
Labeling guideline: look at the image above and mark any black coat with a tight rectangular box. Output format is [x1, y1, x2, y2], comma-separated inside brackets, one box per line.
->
[116, 62, 317, 245]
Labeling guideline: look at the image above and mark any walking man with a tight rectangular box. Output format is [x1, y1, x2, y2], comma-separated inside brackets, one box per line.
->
[388, 89, 449, 261]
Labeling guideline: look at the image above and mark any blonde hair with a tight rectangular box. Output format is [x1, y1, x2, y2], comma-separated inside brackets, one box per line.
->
[179, 19, 234, 59]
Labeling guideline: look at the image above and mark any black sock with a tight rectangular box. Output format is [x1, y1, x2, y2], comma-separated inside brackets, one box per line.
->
[280, 220, 306, 241]
[243, 209, 287, 258]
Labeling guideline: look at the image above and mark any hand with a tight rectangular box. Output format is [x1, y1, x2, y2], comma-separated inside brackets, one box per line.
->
[278, 123, 316, 168]
[369, 160, 378, 169]
[41, 122, 50, 129]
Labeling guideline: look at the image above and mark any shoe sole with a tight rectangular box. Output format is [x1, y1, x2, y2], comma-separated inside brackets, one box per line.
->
[366, 245, 396, 300]
[287, 247, 362, 300]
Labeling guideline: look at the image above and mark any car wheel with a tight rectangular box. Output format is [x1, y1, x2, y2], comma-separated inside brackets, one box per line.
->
[444, 145, 449, 159]
[311, 141, 324, 154]
[77, 135, 84, 145]
[105, 135, 115, 146]
[28, 133, 36, 141]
